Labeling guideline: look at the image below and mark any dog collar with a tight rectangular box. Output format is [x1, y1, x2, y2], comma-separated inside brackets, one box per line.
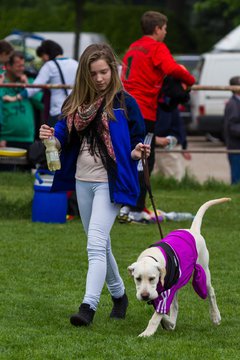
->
[149, 241, 179, 290]
[146, 255, 159, 263]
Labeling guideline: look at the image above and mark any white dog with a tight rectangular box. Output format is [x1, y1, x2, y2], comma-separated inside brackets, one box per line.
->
[128, 198, 230, 337]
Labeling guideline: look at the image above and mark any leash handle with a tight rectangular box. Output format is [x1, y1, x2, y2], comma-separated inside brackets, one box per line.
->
[141, 149, 164, 239]
[137, 133, 153, 171]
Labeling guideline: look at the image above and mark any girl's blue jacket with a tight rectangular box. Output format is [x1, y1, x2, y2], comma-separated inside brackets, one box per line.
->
[52, 92, 146, 207]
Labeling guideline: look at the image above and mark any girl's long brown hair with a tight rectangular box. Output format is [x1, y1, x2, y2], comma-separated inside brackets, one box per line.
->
[61, 43, 123, 119]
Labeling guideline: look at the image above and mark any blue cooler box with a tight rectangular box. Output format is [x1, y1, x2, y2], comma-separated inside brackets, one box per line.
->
[32, 170, 67, 223]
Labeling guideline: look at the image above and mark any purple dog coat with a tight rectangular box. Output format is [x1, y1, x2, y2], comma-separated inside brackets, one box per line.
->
[152, 230, 207, 314]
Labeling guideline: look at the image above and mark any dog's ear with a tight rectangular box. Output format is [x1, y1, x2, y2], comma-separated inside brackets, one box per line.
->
[157, 265, 166, 287]
[128, 262, 137, 276]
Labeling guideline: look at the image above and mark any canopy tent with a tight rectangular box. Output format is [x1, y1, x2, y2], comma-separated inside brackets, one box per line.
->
[213, 25, 240, 52]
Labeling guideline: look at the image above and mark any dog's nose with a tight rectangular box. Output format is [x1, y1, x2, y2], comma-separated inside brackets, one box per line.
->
[141, 292, 150, 301]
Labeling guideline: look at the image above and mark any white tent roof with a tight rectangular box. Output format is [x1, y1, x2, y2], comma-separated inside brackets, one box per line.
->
[213, 25, 240, 52]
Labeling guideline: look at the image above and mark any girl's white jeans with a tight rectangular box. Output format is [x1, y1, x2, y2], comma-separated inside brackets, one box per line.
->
[76, 180, 125, 311]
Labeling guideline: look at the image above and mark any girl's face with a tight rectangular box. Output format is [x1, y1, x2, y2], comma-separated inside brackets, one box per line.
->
[90, 58, 112, 92]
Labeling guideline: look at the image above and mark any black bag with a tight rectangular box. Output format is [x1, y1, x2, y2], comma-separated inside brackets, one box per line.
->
[27, 140, 47, 169]
[67, 191, 80, 217]
[158, 76, 190, 112]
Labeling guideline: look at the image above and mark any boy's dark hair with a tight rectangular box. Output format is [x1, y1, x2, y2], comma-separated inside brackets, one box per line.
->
[36, 39, 63, 60]
[7, 51, 25, 66]
[229, 76, 240, 86]
[141, 11, 168, 35]
[0, 40, 14, 54]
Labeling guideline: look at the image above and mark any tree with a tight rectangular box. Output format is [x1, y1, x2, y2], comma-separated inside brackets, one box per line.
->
[165, 0, 187, 14]
[194, 0, 240, 25]
[73, 0, 85, 60]
[192, 0, 240, 52]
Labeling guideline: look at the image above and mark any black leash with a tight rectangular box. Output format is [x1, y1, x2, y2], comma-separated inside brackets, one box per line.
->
[141, 149, 164, 239]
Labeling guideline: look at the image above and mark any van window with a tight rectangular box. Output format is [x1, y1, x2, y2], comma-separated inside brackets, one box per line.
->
[174, 55, 200, 75]
[194, 58, 204, 84]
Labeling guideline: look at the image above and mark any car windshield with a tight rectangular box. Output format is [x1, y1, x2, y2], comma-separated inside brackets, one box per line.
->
[174, 55, 200, 77]
[193, 58, 205, 84]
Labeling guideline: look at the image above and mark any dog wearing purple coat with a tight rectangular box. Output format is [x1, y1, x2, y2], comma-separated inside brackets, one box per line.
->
[128, 198, 230, 337]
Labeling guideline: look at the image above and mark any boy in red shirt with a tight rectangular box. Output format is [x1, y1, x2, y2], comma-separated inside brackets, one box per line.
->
[121, 11, 195, 223]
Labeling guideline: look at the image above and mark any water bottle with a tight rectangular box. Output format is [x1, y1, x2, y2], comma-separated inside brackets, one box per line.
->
[165, 136, 178, 150]
[43, 136, 61, 171]
[165, 212, 195, 221]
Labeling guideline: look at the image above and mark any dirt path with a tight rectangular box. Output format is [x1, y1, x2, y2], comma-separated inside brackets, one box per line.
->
[154, 136, 231, 184]
[185, 136, 230, 184]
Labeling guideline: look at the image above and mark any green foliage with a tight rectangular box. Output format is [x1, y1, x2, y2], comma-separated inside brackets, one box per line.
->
[0, 1, 199, 57]
[194, 0, 240, 21]
[0, 2, 75, 37]
[192, 0, 240, 52]
[0, 171, 240, 359]
[1, 0, 239, 55]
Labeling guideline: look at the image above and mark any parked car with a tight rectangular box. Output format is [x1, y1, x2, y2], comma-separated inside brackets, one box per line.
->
[34, 31, 108, 59]
[5, 30, 108, 76]
[4, 31, 43, 76]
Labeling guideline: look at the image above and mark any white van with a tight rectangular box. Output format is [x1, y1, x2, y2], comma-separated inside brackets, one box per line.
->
[189, 52, 240, 137]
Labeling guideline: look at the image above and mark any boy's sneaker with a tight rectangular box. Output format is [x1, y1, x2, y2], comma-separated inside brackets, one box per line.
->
[128, 209, 152, 224]
[110, 293, 128, 319]
[118, 206, 130, 223]
[70, 303, 95, 326]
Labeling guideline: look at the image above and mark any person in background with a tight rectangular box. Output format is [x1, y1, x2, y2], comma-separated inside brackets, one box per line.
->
[224, 76, 240, 184]
[0, 40, 14, 135]
[4, 40, 78, 127]
[0, 40, 14, 76]
[0, 51, 43, 170]
[121, 10, 195, 223]
[39, 43, 150, 327]
[154, 106, 191, 181]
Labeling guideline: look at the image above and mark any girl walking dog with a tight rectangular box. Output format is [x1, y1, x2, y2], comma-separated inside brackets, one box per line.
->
[39, 43, 150, 326]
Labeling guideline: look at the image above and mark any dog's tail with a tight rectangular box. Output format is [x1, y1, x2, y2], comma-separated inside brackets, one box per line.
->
[190, 198, 231, 233]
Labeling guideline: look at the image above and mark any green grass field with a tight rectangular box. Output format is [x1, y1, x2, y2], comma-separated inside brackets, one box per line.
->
[0, 172, 239, 360]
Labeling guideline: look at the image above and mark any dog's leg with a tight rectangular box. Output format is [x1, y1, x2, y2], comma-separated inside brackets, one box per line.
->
[197, 238, 221, 326]
[138, 311, 163, 337]
[205, 267, 221, 325]
[161, 293, 178, 330]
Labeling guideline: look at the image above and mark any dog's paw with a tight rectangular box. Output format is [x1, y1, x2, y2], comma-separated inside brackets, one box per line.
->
[161, 317, 175, 331]
[211, 311, 221, 326]
[138, 330, 154, 337]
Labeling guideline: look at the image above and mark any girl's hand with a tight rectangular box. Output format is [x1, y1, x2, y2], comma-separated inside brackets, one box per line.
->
[39, 124, 55, 140]
[131, 143, 151, 160]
